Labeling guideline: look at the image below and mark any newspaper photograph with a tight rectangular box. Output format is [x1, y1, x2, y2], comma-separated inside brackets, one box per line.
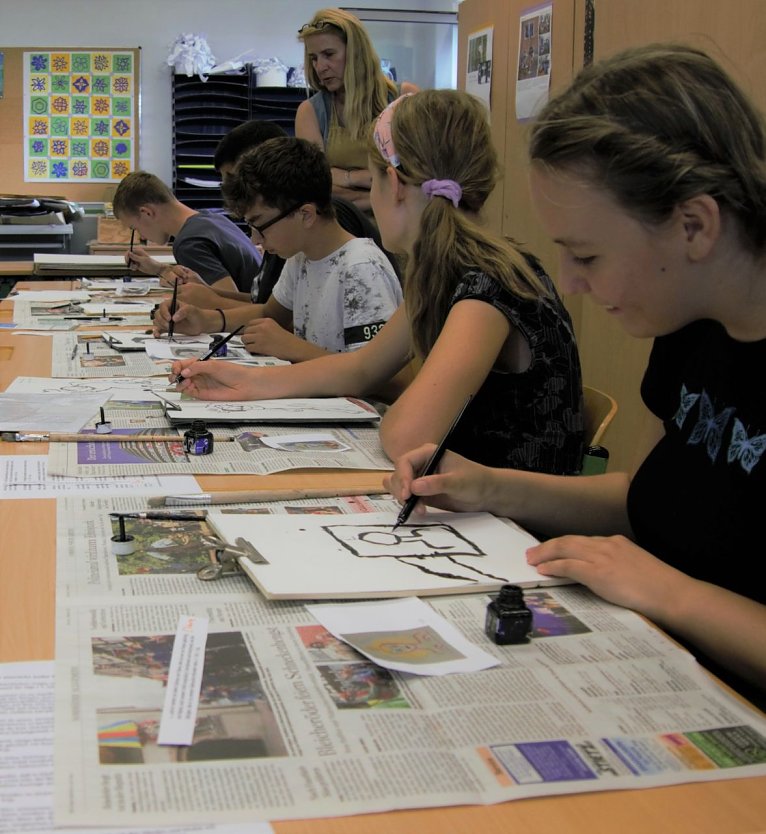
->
[54, 499, 766, 827]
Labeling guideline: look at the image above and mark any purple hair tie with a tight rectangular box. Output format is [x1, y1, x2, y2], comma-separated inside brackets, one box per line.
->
[421, 179, 462, 207]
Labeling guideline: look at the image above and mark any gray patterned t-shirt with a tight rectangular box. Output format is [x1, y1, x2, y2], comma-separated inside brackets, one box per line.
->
[271, 237, 402, 352]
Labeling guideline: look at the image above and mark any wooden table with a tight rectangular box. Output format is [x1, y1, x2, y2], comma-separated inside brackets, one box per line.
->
[1, 284, 765, 834]
[0, 259, 34, 277]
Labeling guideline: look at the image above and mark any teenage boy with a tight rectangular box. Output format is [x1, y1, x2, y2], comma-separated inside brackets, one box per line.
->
[170, 119, 399, 311]
[112, 170, 261, 293]
[153, 137, 402, 363]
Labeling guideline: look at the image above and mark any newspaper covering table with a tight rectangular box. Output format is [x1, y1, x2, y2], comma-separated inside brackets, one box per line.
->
[12, 300, 153, 331]
[53, 495, 766, 827]
[47, 422, 392, 476]
[50, 333, 170, 377]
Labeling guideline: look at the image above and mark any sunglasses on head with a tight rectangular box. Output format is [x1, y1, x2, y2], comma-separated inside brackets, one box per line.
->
[298, 20, 340, 35]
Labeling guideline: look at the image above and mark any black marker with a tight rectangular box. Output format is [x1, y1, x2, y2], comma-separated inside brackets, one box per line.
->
[172, 325, 244, 385]
[167, 276, 179, 343]
[392, 394, 473, 530]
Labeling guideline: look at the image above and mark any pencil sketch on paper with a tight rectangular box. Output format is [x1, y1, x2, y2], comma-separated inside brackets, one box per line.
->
[323, 522, 508, 584]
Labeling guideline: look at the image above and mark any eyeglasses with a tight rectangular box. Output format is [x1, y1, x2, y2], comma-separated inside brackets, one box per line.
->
[298, 20, 336, 35]
[244, 203, 303, 237]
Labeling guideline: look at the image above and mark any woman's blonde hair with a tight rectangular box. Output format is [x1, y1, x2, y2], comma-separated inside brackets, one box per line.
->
[369, 89, 548, 361]
[529, 44, 766, 253]
[299, 7, 397, 142]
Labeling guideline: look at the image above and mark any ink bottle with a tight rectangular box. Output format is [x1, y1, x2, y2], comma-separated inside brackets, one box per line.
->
[209, 335, 228, 357]
[183, 420, 214, 456]
[485, 584, 533, 645]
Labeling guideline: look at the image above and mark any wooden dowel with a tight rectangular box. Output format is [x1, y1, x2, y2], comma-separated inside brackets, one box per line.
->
[148, 486, 389, 507]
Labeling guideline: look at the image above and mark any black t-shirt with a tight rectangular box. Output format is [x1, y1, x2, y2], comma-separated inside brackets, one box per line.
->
[628, 320, 765, 601]
[628, 320, 766, 707]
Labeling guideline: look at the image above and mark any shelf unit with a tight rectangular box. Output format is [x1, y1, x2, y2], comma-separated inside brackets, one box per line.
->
[171, 68, 309, 211]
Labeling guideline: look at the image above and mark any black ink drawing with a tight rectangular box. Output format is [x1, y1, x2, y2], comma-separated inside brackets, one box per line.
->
[324, 523, 509, 584]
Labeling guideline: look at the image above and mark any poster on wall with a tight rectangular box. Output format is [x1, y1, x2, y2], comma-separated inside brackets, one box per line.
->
[466, 27, 493, 111]
[23, 50, 136, 183]
[515, 3, 552, 120]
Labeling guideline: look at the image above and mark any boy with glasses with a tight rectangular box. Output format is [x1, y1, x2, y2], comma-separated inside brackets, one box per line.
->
[153, 137, 401, 362]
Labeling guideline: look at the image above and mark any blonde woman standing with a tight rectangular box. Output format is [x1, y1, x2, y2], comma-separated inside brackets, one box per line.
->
[295, 8, 417, 211]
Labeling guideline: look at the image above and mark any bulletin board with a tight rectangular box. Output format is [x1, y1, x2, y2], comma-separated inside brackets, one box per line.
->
[0, 46, 140, 201]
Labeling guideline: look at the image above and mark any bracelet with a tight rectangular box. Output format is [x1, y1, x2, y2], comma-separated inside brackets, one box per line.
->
[215, 308, 227, 332]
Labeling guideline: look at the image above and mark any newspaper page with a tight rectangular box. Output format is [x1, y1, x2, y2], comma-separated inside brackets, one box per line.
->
[50, 334, 170, 378]
[48, 421, 392, 477]
[55, 494, 399, 602]
[6, 375, 175, 397]
[54, 497, 766, 827]
[12, 299, 153, 330]
[0, 661, 272, 834]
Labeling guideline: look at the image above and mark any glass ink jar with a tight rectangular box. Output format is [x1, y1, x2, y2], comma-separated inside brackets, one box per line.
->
[485, 584, 533, 645]
[183, 420, 214, 456]
[209, 334, 228, 357]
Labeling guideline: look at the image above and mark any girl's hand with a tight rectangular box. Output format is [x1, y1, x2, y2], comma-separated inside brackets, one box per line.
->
[526, 535, 680, 617]
[170, 358, 260, 400]
[384, 445, 496, 516]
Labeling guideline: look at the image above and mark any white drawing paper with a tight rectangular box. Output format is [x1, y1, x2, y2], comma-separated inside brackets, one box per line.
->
[206, 510, 562, 599]
[167, 396, 380, 425]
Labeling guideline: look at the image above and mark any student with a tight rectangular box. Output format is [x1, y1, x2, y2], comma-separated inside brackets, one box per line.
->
[113, 170, 261, 293]
[156, 137, 402, 362]
[385, 46, 766, 704]
[171, 90, 584, 472]
[170, 118, 401, 318]
[296, 7, 417, 211]
[160, 119, 291, 311]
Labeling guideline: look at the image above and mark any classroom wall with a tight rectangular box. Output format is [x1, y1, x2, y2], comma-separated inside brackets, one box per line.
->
[0, 0, 457, 185]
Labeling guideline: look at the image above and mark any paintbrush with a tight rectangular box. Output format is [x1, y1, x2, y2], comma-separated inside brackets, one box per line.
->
[148, 486, 388, 507]
[167, 276, 179, 342]
[171, 325, 244, 384]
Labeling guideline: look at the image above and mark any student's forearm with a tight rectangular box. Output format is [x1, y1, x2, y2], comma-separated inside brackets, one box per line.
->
[242, 350, 376, 400]
[282, 341, 331, 362]
[214, 289, 252, 305]
[483, 469, 632, 538]
[217, 304, 265, 331]
[649, 573, 766, 689]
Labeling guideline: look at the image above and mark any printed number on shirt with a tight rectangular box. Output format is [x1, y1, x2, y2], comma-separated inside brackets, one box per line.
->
[345, 321, 385, 345]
